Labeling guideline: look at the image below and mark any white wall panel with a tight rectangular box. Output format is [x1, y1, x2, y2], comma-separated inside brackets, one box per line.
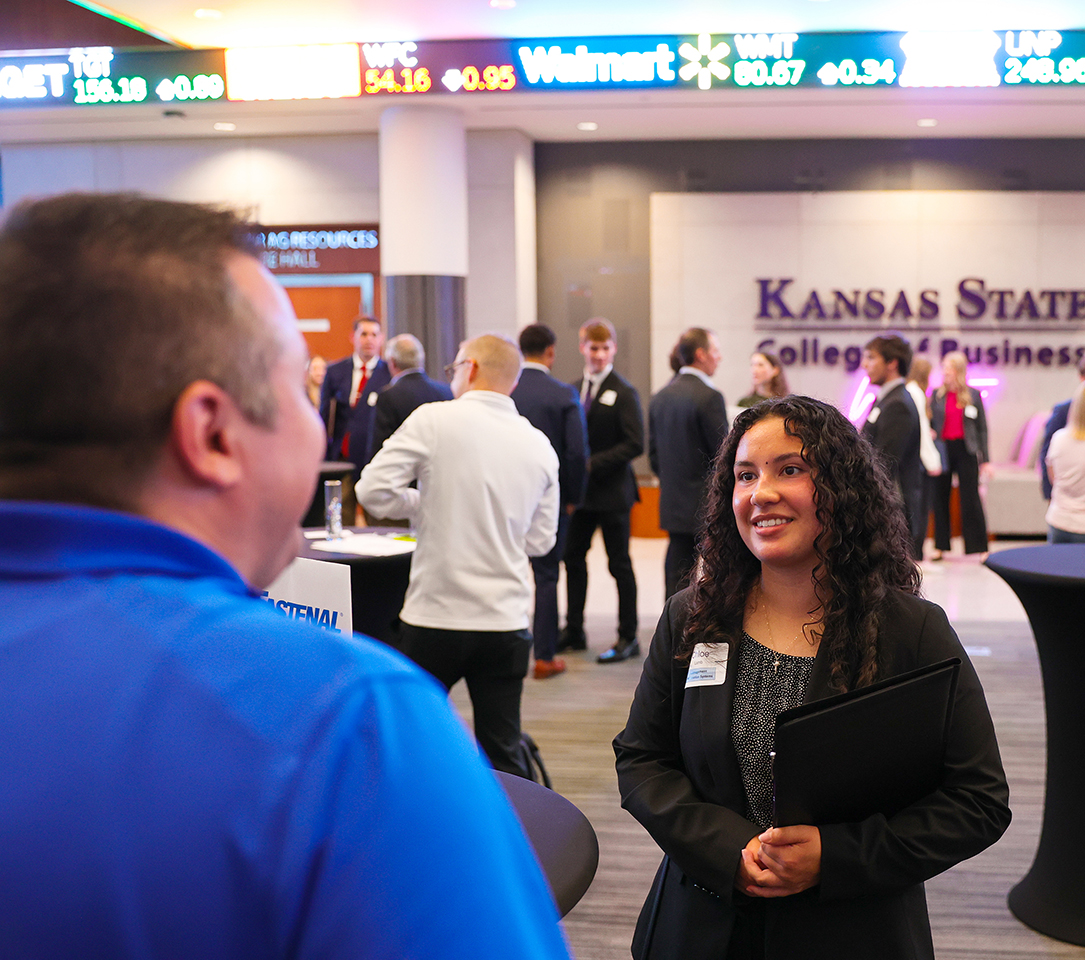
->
[651, 191, 1085, 465]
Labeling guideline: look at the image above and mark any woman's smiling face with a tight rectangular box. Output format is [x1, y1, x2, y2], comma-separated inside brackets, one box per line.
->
[732, 416, 821, 575]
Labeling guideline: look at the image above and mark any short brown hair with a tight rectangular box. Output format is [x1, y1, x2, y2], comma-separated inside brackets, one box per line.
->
[579, 318, 616, 344]
[0, 192, 280, 508]
[864, 334, 912, 379]
[675, 327, 712, 367]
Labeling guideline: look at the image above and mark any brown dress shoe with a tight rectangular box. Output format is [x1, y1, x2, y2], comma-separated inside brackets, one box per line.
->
[533, 658, 567, 679]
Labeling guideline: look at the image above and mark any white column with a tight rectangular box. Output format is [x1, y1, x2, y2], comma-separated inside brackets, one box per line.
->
[379, 106, 468, 374]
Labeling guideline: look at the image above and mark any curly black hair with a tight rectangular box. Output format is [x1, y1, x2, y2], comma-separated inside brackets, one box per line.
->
[679, 396, 921, 692]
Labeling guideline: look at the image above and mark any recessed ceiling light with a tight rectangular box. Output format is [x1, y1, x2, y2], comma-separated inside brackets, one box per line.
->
[213, 122, 236, 131]
[577, 121, 599, 132]
[490, 0, 516, 8]
[917, 118, 938, 127]
[194, 8, 223, 19]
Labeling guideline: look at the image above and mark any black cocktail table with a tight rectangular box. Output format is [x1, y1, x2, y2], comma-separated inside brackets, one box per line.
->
[986, 545, 1085, 945]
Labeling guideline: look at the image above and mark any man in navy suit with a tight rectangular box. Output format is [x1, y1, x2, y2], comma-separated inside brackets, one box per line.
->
[319, 316, 390, 481]
[861, 334, 923, 560]
[562, 318, 645, 664]
[1039, 354, 1085, 499]
[511, 324, 588, 679]
[649, 327, 728, 599]
[368, 334, 453, 460]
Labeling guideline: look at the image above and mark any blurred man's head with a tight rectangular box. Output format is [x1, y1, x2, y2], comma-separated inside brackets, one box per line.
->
[862, 334, 912, 385]
[0, 192, 324, 588]
[518, 324, 557, 367]
[449, 334, 523, 399]
[385, 334, 424, 376]
[578, 318, 617, 375]
[353, 316, 383, 362]
[674, 327, 722, 377]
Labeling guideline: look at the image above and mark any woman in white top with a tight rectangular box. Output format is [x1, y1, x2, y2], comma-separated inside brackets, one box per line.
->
[904, 358, 942, 560]
[1045, 380, 1085, 543]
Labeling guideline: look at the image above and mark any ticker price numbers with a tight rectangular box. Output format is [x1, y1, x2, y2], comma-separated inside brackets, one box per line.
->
[816, 58, 897, 86]
[1003, 30, 1085, 85]
[730, 33, 806, 87]
[361, 42, 430, 95]
[73, 76, 147, 104]
[440, 64, 516, 92]
[1005, 56, 1085, 84]
[733, 59, 805, 86]
[363, 63, 515, 94]
[75, 72, 226, 104]
[363, 67, 432, 94]
[156, 73, 225, 102]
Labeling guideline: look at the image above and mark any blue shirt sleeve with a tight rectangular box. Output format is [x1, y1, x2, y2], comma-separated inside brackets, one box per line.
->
[274, 662, 572, 960]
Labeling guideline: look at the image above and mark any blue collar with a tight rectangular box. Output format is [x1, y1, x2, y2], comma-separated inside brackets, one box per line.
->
[0, 500, 250, 594]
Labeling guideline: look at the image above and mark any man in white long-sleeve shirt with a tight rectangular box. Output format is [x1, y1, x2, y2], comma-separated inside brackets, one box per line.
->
[357, 334, 559, 777]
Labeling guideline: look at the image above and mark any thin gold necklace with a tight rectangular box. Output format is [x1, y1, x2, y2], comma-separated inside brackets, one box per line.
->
[758, 588, 813, 676]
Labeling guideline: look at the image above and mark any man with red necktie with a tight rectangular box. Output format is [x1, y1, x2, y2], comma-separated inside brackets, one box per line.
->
[320, 315, 391, 481]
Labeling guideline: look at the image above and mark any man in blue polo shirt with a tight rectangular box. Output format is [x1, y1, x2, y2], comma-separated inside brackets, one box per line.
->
[0, 193, 571, 960]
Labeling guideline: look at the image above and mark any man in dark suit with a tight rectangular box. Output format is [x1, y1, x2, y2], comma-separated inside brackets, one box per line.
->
[861, 334, 923, 560]
[512, 324, 589, 679]
[319, 316, 391, 481]
[649, 327, 728, 599]
[369, 333, 453, 460]
[561, 318, 645, 664]
[1039, 354, 1085, 499]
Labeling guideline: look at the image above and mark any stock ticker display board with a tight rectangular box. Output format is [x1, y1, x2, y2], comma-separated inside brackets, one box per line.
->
[0, 30, 1081, 108]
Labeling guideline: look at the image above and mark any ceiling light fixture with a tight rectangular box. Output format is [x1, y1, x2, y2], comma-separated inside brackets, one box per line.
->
[213, 122, 236, 131]
[194, 8, 223, 19]
[577, 121, 599, 131]
[917, 118, 938, 127]
[490, 0, 516, 8]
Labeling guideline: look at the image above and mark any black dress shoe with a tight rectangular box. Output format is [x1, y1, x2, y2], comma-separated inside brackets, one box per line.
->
[557, 628, 587, 652]
[597, 639, 640, 663]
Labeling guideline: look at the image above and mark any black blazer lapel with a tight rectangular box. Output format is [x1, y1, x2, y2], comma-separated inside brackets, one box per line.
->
[681, 640, 745, 809]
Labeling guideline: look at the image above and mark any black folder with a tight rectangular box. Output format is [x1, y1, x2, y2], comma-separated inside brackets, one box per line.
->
[771, 658, 960, 827]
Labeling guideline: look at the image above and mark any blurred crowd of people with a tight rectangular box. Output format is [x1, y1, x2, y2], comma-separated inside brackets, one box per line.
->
[0, 185, 1018, 960]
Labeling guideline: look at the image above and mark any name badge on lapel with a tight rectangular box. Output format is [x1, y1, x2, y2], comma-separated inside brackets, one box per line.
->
[367, 392, 378, 407]
[964, 404, 978, 419]
[686, 642, 729, 688]
[866, 406, 881, 424]
[598, 389, 618, 407]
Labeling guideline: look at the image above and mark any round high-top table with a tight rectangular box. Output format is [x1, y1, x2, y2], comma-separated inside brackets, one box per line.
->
[985, 545, 1085, 945]
[494, 771, 599, 918]
[297, 527, 413, 646]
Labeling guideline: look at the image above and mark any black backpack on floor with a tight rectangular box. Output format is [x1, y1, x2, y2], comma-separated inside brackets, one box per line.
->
[518, 732, 552, 789]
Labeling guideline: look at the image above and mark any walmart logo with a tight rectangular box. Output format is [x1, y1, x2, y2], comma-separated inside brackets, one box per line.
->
[678, 34, 731, 89]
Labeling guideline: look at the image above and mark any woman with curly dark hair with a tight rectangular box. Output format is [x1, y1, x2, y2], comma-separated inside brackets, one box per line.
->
[614, 397, 1010, 960]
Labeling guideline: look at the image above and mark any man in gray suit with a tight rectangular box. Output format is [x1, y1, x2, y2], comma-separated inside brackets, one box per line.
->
[648, 327, 728, 598]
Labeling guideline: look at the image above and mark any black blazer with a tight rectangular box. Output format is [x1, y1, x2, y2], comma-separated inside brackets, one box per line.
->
[648, 373, 728, 533]
[511, 367, 589, 508]
[319, 356, 391, 467]
[614, 590, 1010, 960]
[930, 390, 990, 465]
[368, 369, 452, 460]
[574, 369, 644, 513]
[861, 382, 923, 534]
